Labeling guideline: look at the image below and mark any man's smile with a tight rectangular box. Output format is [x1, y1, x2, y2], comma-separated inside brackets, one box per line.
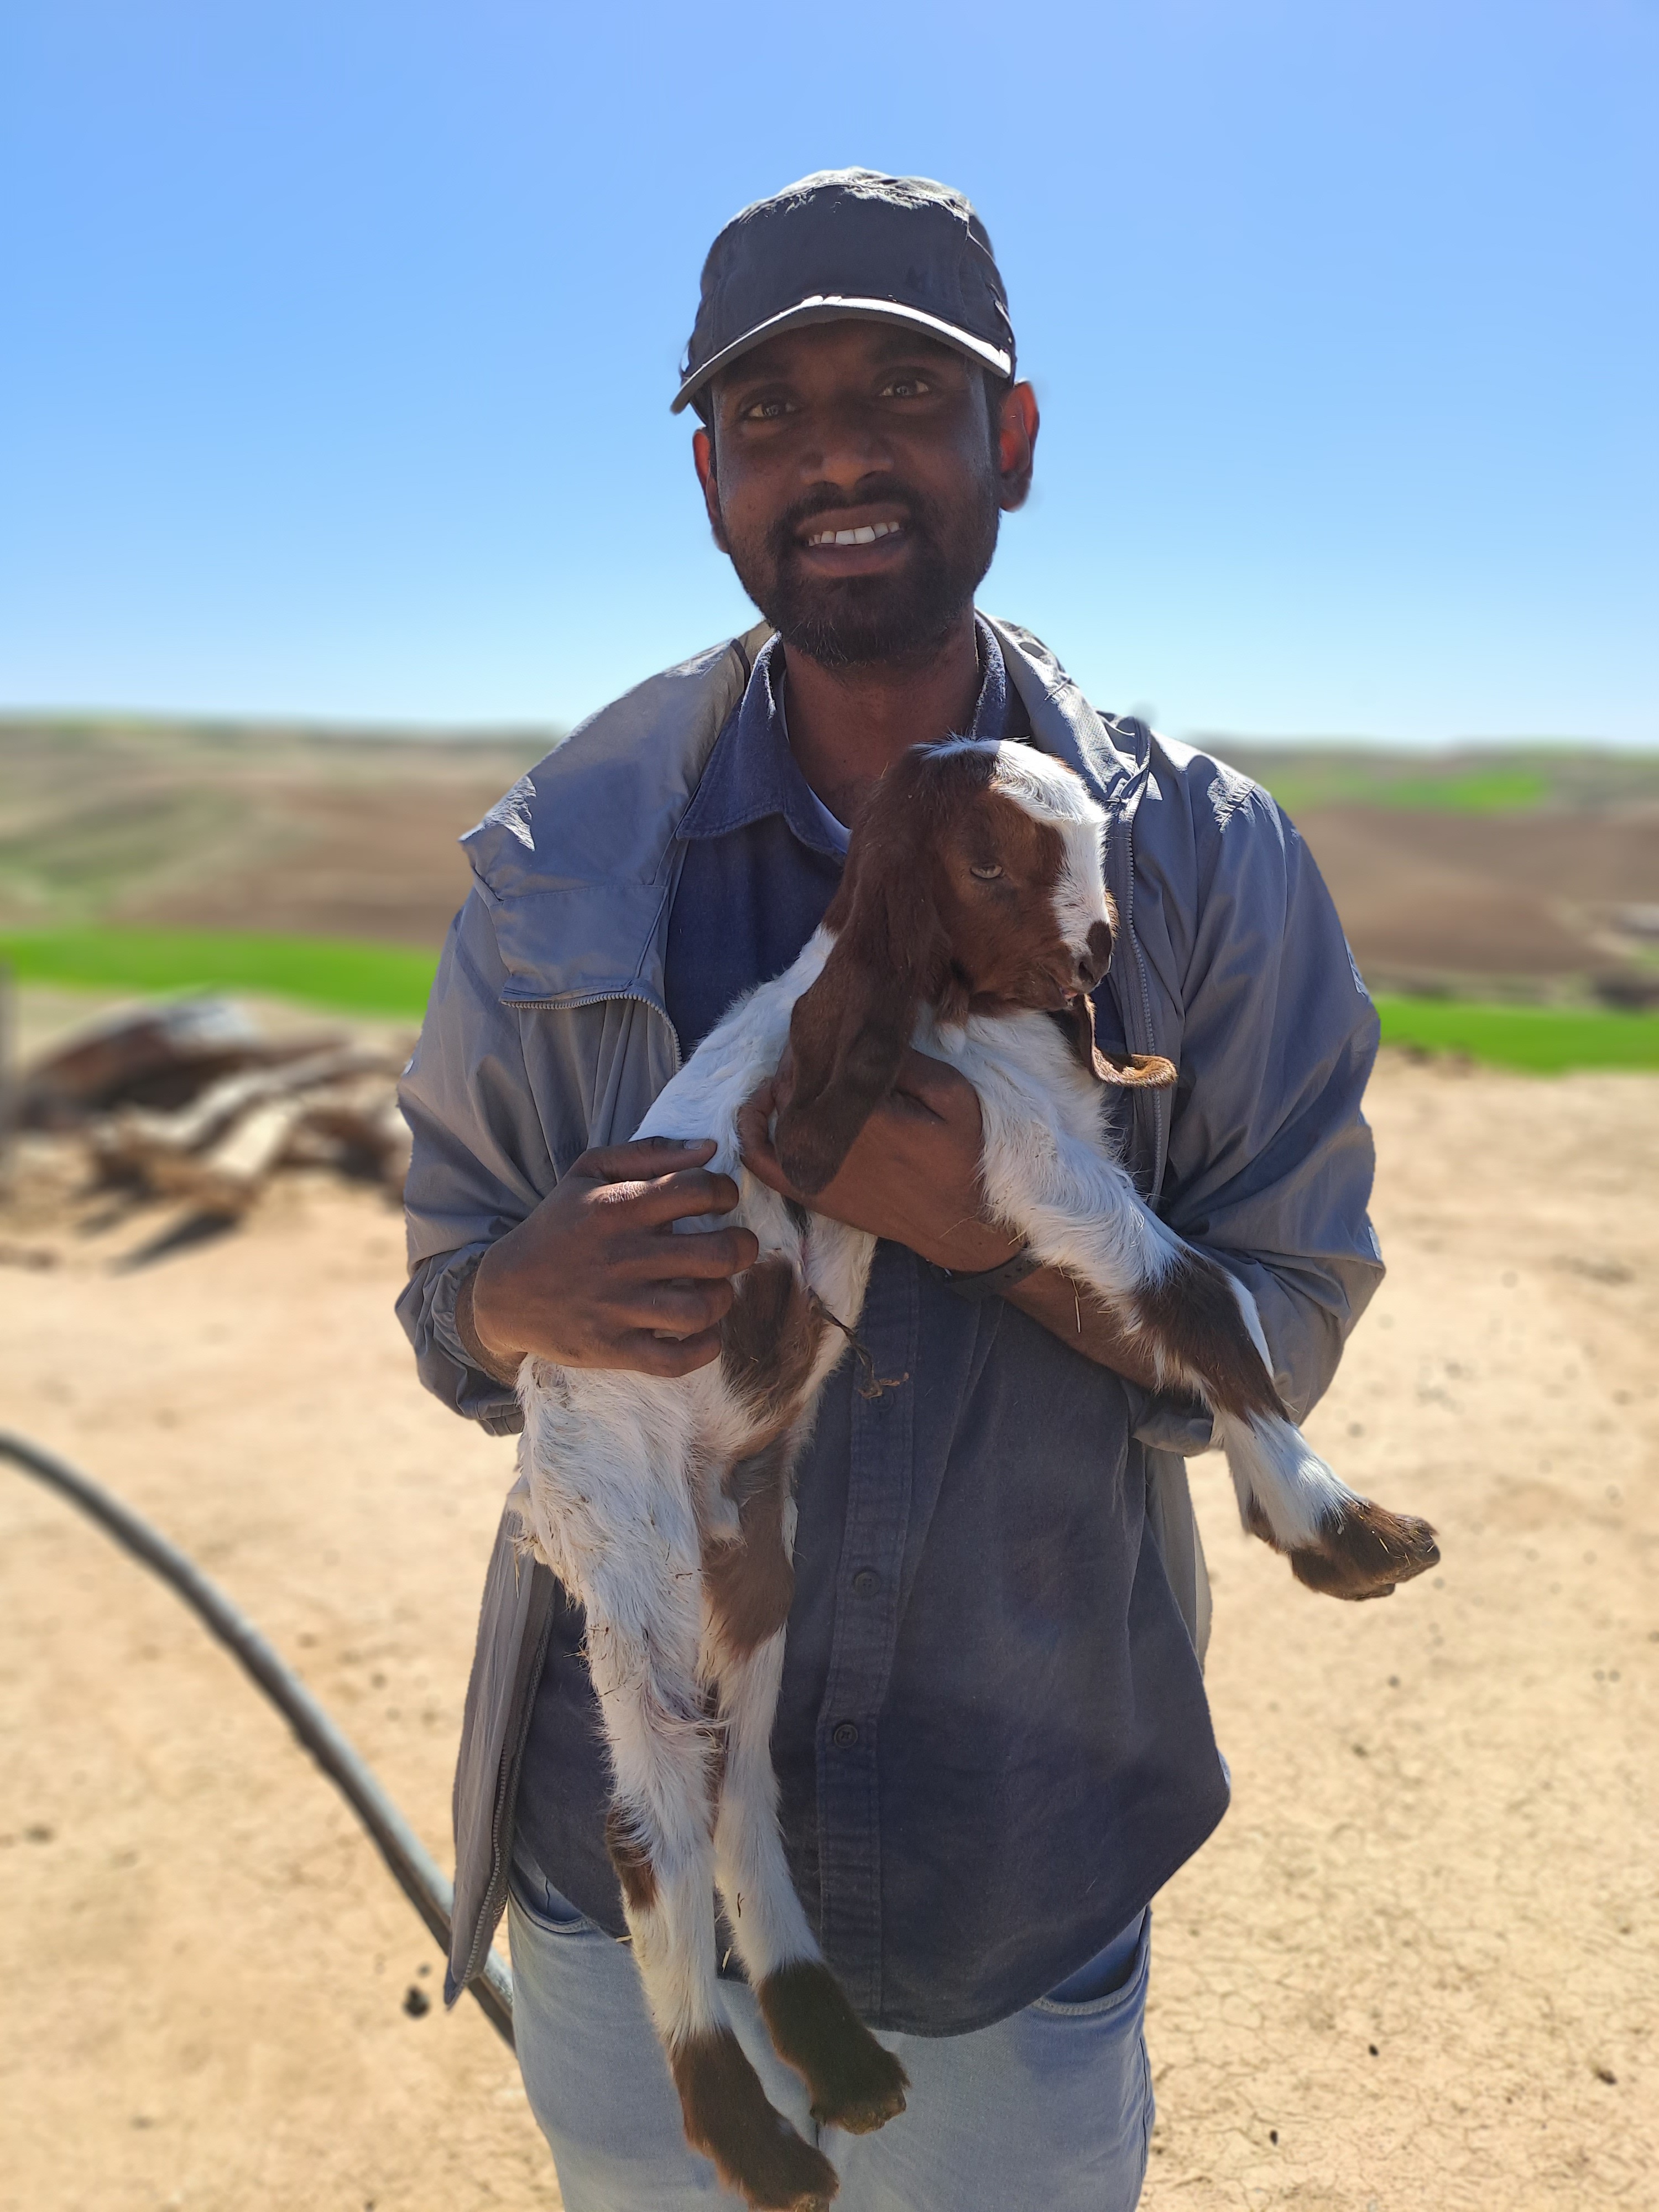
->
[790, 507, 913, 574]
[801, 518, 905, 548]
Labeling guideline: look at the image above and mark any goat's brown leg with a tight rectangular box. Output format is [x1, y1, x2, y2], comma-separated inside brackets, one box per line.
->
[1272, 1495, 1441, 1600]
[1139, 1246, 1439, 1599]
[668, 2028, 839, 2210]
[705, 1444, 907, 2140]
[713, 1621, 907, 2134]
[588, 1580, 834, 2212]
[981, 1093, 1439, 1603]
[754, 1961, 909, 2135]
[705, 1252, 907, 2141]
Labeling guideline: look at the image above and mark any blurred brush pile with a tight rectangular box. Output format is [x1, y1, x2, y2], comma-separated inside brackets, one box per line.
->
[10, 998, 411, 1217]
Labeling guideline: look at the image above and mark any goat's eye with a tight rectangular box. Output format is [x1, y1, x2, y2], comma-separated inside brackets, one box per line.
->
[969, 863, 1004, 881]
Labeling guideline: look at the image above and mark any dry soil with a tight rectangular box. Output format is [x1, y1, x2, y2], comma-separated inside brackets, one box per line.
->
[1, 1047, 1654, 2212]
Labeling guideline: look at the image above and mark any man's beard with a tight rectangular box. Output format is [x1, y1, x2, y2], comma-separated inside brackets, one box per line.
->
[723, 474, 1001, 669]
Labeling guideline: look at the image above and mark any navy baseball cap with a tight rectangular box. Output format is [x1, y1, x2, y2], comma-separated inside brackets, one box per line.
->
[672, 168, 1016, 416]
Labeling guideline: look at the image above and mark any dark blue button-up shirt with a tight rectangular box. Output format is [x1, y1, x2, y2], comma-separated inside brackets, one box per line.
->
[514, 624, 1229, 2036]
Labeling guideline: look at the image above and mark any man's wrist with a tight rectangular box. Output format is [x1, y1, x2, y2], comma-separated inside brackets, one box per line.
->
[932, 1243, 1042, 1302]
[456, 1258, 526, 1387]
[917, 1217, 1024, 1275]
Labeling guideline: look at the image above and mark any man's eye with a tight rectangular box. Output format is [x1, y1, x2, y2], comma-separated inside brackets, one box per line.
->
[740, 397, 794, 422]
[882, 375, 932, 399]
[970, 863, 1004, 881]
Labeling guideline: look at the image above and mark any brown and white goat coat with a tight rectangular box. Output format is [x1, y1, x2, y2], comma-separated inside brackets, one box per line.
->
[514, 738, 1437, 2211]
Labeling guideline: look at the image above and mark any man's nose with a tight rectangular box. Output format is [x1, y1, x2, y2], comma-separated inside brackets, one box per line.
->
[802, 402, 896, 489]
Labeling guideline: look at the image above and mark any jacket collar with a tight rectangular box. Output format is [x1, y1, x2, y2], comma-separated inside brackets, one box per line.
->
[677, 618, 1028, 858]
[460, 615, 1146, 1013]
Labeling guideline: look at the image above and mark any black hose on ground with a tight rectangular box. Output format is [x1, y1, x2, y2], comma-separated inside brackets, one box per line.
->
[0, 1427, 515, 2050]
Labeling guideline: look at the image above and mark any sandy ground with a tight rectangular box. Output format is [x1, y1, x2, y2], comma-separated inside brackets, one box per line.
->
[1, 1046, 1655, 2212]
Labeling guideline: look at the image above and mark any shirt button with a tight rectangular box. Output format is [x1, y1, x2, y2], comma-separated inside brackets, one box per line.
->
[852, 1568, 879, 1597]
[832, 1721, 859, 1749]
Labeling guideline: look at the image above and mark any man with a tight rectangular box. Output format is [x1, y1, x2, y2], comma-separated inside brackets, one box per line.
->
[398, 169, 1382, 2211]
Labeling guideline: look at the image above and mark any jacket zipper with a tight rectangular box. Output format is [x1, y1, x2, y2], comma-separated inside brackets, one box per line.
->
[1112, 768, 1168, 1202]
[502, 985, 684, 1076]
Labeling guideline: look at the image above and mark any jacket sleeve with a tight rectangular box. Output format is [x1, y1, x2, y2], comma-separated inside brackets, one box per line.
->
[395, 888, 559, 1436]
[1129, 753, 1384, 1454]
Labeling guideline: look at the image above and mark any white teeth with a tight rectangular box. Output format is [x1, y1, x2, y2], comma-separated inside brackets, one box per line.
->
[807, 520, 901, 546]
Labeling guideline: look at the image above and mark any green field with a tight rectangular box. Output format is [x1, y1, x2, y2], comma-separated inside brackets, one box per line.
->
[1226, 744, 1659, 820]
[1254, 763, 1553, 817]
[1372, 993, 1659, 1073]
[0, 927, 439, 1019]
[6, 925, 1659, 1074]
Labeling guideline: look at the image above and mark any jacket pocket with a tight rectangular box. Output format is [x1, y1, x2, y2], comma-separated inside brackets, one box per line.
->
[1030, 1908, 1150, 2018]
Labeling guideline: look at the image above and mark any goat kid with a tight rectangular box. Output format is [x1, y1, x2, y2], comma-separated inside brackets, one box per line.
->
[514, 738, 1438, 2212]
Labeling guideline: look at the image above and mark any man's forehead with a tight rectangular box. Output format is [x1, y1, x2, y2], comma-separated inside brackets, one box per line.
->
[717, 320, 968, 394]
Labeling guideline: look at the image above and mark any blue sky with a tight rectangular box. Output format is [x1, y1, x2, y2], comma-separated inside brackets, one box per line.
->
[2, 0, 1654, 743]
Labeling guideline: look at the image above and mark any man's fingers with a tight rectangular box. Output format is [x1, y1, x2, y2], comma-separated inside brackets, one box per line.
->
[574, 1135, 718, 1184]
[736, 1093, 789, 1183]
[615, 1327, 727, 1379]
[609, 1227, 760, 1279]
[890, 1046, 977, 1115]
[742, 1073, 780, 1122]
[610, 1278, 738, 1338]
[595, 1164, 743, 1225]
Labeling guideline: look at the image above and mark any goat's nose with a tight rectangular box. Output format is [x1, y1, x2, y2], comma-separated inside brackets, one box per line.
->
[1078, 921, 1113, 986]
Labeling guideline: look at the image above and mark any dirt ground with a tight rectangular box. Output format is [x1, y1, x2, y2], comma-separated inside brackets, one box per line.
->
[0, 722, 542, 947]
[1, 1037, 1654, 2212]
[1285, 804, 1659, 984]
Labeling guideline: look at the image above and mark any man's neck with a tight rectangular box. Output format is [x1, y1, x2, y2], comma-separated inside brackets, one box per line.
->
[780, 612, 982, 826]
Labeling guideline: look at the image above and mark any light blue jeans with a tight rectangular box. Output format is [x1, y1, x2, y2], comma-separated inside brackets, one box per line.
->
[507, 1860, 1153, 2212]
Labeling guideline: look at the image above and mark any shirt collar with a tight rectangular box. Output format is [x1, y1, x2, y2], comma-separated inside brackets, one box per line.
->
[677, 615, 1021, 856]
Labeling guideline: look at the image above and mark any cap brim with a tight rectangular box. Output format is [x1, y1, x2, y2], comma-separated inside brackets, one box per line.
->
[671, 295, 1013, 414]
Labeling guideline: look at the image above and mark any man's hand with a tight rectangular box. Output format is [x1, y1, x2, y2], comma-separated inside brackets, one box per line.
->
[468, 1137, 759, 1379]
[739, 1049, 1172, 1395]
[738, 1047, 1022, 1274]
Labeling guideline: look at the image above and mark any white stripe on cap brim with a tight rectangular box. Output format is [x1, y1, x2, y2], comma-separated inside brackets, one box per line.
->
[671, 294, 1014, 414]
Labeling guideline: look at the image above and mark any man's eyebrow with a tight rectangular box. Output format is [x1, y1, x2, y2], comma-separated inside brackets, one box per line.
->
[719, 345, 796, 394]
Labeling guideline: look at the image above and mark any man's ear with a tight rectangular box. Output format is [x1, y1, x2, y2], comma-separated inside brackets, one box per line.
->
[692, 423, 729, 553]
[997, 380, 1040, 513]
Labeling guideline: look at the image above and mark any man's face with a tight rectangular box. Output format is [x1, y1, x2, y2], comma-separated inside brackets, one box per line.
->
[693, 321, 1037, 669]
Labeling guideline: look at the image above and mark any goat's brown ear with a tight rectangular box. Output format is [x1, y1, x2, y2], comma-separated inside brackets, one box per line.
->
[1051, 999, 1178, 1089]
[1099, 1048, 1178, 1088]
[775, 854, 948, 1197]
[1056, 994, 1110, 1082]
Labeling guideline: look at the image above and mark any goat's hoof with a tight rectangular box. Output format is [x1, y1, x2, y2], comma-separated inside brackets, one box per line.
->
[1290, 1500, 1441, 1601]
[671, 2026, 840, 2209]
[811, 2040, 910, 2137]
[758, 1961, 909, 2136]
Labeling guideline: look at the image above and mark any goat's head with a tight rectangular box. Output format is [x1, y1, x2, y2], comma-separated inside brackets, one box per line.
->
[776, 739, 1159, 1196]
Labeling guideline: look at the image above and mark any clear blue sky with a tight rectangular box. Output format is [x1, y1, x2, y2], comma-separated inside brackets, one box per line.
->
[2, 0, 1653, 744]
